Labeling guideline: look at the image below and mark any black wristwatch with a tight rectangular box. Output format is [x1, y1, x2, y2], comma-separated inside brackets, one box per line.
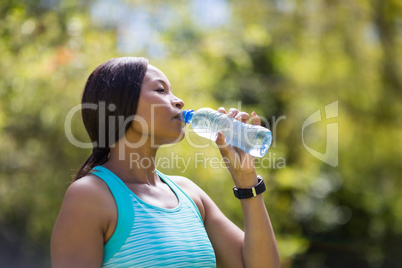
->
[233, 176, 266, 199]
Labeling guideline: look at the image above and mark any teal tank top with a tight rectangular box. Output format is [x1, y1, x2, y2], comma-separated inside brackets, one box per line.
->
[91, 166, 216, 268]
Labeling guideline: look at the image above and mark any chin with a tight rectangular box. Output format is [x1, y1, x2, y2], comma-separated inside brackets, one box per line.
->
[155, 130, 186, 147]
[168, 130, 186, 144]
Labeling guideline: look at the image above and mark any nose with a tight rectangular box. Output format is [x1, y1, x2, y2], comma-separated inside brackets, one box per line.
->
[171, 95, 185, 109]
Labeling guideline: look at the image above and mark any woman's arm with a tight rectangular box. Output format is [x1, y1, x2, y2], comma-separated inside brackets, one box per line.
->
[211, 108, 280, 267]
[231, 173, 280, 268]
[173, 173, 279, 268]
[51, 176, 116, 268]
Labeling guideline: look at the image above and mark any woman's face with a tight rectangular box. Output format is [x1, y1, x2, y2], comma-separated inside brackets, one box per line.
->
[128, 64, 185, 147]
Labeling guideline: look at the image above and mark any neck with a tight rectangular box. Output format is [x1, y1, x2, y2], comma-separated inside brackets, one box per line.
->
[103, 136, 160, 185]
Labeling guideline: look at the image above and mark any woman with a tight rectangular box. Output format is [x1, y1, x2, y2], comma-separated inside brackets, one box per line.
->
[51, 57, 280, 268]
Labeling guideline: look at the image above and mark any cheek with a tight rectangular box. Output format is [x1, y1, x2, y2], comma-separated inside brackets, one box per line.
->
[130, 116, 151, 135]
[134, 102, 152, 125]
[130, 110, 166, 135]
[136, 99, 165, 121]
[130, 103, 154, 134]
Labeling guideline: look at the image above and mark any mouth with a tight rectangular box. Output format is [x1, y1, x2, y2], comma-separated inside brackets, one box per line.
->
[173, 112, 183, 121]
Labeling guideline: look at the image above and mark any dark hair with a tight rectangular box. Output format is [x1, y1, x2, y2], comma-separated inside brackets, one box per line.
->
[74, 57, 149, 181]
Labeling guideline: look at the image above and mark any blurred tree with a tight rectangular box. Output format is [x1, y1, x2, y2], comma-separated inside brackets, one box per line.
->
[0, 1, 118, 266]
[0, 0, 401, 267]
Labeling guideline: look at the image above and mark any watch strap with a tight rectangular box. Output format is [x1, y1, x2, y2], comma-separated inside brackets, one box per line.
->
[233, 176, 266, 199]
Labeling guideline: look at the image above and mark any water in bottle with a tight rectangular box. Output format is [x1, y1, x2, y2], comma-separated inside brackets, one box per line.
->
[182, 108, 272, 157]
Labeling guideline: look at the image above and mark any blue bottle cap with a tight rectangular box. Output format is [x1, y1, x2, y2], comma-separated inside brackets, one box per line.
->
[182, 109, 194, 124]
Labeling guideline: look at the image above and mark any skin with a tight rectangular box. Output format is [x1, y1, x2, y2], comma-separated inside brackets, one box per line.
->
[51, 65, 280, 268]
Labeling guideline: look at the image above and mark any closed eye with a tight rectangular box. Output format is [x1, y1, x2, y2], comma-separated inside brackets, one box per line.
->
[155, 88, 166, 94]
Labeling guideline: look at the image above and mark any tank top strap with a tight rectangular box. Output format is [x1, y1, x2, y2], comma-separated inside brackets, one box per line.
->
[90, 166, 135, 263]
[155, 170, 204, 225]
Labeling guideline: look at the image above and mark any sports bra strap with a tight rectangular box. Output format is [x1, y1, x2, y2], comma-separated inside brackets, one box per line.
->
[91, 166, 135, 263]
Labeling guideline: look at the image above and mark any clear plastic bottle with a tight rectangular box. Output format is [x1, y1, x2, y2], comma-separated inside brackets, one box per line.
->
[182, 108, 272, 157]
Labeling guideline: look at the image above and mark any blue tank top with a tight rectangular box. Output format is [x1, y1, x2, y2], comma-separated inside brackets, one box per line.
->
[91, 166, 216, 268]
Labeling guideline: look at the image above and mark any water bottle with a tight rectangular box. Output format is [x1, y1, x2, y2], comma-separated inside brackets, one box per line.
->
[182, 108, 272, 157]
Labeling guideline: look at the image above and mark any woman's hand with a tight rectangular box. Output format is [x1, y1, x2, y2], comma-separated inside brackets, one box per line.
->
[214, 107, 280, 268]
[215, 107, 261, 188]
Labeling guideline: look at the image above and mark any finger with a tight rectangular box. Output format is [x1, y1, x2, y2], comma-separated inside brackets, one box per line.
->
[215, 131, 230, 156]
[235, 111, 250, 124]
[218, 107, 227, 114]
[215, 131, 226, 146]
[227, 108, 239, 118]
[251, 111, 261, 126]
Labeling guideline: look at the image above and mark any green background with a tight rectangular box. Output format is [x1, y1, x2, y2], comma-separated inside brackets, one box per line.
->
[0, 0, 401, 267]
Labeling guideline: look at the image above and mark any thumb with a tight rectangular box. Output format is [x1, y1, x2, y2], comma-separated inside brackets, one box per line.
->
[216, 131, 231, 157]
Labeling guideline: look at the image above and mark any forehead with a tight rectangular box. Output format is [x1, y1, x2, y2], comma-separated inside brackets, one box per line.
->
[142, 64, 170, 85]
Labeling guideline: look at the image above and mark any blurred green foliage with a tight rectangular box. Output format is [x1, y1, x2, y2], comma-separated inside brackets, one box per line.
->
[0, 0, 401, 267]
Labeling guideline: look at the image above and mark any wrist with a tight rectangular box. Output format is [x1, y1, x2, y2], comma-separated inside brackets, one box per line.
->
[233, 176, 266, 199]
[231, 171, 258, 188]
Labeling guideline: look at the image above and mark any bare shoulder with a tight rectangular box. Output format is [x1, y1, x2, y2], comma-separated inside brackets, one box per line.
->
[51, 175, 116, 267]
[65, 174, 112, 203]
[55, 174, 117, 238]
[62, 174, 117, 225]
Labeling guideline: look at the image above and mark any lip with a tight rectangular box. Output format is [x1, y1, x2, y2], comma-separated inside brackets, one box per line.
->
[173, 111, 183, 121]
